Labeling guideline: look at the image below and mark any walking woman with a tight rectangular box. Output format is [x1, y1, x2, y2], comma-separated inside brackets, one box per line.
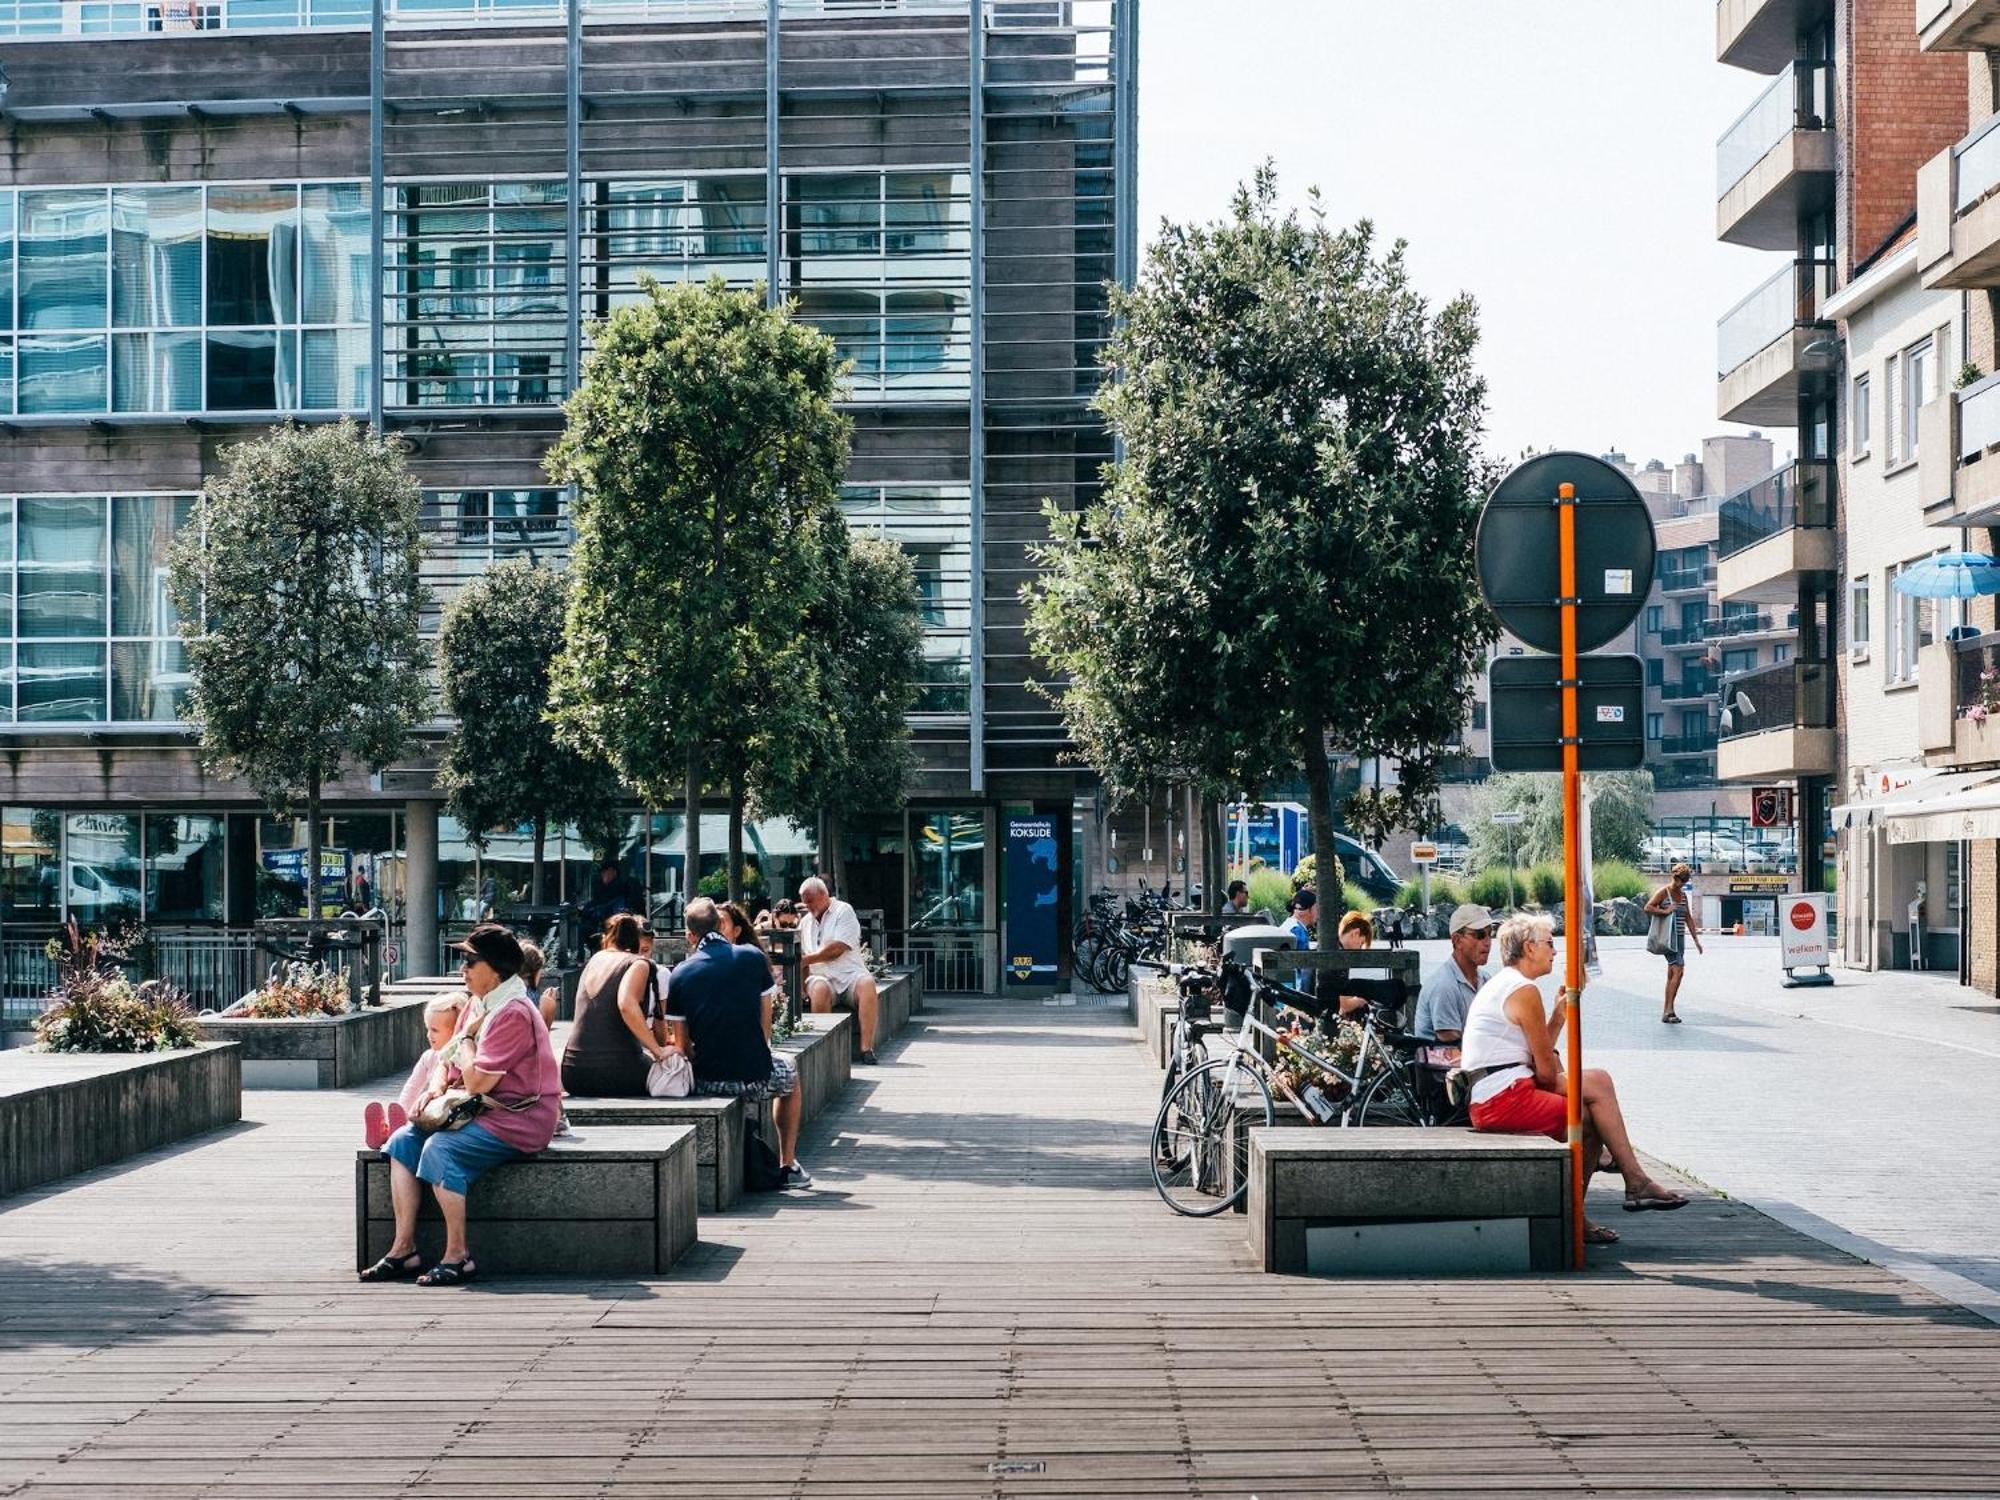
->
[1643, 862, 1703, 1024]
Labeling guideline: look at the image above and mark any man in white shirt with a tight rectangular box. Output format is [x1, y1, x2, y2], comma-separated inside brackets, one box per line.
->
[798, 877, 881, 1064]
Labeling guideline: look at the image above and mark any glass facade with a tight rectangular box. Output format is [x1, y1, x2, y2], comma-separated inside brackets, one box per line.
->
[0, 184, 368, 417]
[417, 489, 571, 633]
[841, 486, 972, 715]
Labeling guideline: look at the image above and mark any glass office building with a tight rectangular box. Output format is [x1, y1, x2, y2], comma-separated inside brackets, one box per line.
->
[0, 0, 1135, 991]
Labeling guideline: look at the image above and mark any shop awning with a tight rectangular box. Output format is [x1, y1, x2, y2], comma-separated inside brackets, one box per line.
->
[1832, 768, 2000, 833]
[1884, 772, 2000, 844]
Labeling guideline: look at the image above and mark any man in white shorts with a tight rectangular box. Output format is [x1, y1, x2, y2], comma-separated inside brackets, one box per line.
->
[797, 876, 880, 1064]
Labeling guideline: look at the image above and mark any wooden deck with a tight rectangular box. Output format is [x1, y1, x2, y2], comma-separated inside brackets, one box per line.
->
[2, 997, 1999, 1496]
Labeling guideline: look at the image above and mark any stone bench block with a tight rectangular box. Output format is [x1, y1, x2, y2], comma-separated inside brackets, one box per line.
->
[1248, 1128, 1572, 1277]
[199, 996, 430, 1089]
[356, 1124, 698, 1276]
[778, 1011, 852, 1129]
[563, 1094, 743, 1213]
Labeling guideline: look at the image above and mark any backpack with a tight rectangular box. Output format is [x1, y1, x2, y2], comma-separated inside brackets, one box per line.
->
[743, 1132, 787, 1193]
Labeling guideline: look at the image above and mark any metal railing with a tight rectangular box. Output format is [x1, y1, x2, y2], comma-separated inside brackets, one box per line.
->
[1718, 257, 1835, 377]
[0, 939, 62, 1023]
[1660, 676, 1714, 702]
[1705, 609, 1796, 638]
[1717, 459, 1834, 559]
[885, 927, 993, 994]
[1657, 565, 1714, 594]
[1717, 59, 1832, 195]
[1961, 372, 2000, 463]
[1955, 111, 2000, 214]
[1658, 731, 1719, 755]
[0, 0, 964, 34]
[1719, 658, 1833, 740]
[1952, 631, 2000, 712]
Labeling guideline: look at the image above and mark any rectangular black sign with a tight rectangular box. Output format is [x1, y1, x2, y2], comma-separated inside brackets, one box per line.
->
[1487, 653, 1647, 773]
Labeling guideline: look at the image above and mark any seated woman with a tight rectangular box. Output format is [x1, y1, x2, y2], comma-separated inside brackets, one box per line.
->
[562, 912, 669, 1097]
[1461, 913, 1688, 1245]
[721, 899, 783, 1031]
[362, 923, 560, 1286]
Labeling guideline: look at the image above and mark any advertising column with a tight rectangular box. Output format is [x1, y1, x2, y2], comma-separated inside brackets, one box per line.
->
[1004, 814, 1060, 990]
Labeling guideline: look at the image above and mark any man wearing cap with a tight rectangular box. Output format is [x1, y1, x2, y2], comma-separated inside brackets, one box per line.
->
[1412, 903, 1496, 1045]
[1281, 888, 1318, 950]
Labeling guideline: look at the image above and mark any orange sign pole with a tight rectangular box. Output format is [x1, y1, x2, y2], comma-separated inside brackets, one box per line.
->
[1557, 480, 1585, 1269]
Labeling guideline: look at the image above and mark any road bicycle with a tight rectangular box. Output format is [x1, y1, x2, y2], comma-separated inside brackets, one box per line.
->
[1149, 960, 1447, 1217]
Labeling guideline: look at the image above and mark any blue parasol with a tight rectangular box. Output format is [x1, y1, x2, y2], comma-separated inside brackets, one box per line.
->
[1892, 551, 2000, 598]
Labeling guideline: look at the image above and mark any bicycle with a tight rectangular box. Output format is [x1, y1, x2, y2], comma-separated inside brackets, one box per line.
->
[1149, 963, 1444, 1216]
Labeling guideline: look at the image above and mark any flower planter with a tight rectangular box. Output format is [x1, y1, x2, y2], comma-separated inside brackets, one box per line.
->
[196, 995, 430, 1089]
[0, 1042, 240, 1198]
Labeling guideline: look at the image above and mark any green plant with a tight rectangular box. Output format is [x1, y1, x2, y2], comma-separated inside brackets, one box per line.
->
[1526, 863, 1564, 908]
[1245, 868, 1294, 916]
[698, 862, 764, 901]
[1288, 855, 1317, 893]
[1396, 875, 1464, 912]
[1466, 866, 1515, 910]
[239, 960, 349, 1018]
[34, 970, 199, 1054]
[1958, 360, 1985, 390]
[1591, 860, 1648, 902]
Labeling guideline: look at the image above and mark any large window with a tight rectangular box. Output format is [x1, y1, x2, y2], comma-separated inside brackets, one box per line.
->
[842, 485, 971, 715]
[1889, 558, 1939, 684]
[417, 489, 570, 633]
[910, 809, 985, 930]
[589, 176, 768, 314]
[0, 183, 366, 416]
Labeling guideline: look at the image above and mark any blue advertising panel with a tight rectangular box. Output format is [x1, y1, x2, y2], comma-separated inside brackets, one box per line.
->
[262, 848, 351, 918]
[1004, 815, 1060, 986]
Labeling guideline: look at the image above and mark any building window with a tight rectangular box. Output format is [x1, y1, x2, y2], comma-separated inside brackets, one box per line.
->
[1470, 701, 1487, 730]
[1772, 643, 1790, 664]
[1851, 373, 1870, 458]
[1645, 604, 1662, 633]
[1645, 657, 1663, 688]
[1722, 648, 1756, 675]
[418, 489, 571, 634]
[1901, 335, 1933, 460]
[1850, 574, 1870, 655]
[1645, 712, 1663, 741]
[842, 485, 972, 715]
[1889, 559, 1938, 683]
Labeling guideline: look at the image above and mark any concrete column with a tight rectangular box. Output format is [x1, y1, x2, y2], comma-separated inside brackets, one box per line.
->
[405, 800, 439, 977]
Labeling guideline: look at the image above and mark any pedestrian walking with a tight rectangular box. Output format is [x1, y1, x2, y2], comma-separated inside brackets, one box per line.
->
[1642, 862, 1703, 1024]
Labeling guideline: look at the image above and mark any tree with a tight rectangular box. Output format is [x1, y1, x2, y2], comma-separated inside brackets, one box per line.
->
[167, 421, 428, 920]
[437, 558, 627, 905]
[1469, 770, 1654, 870]
[1028, 167, 1493, 945]
[547, 278, 850, 906]
[754, 517, 924, 895]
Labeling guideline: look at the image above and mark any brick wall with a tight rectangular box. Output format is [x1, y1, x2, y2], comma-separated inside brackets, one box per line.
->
[1847, 0, 1968, 272]
[1970, 839, 1997, 994]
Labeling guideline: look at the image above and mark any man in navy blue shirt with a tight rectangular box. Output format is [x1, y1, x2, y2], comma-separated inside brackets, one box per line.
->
[671, 897, 810, 1188]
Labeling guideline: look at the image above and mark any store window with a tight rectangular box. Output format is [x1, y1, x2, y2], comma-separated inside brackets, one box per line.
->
[910, 809, 985, 930]
[65, 811, 141, 926]
[0, 807, 62, 920]
[144, 813, 226, 922]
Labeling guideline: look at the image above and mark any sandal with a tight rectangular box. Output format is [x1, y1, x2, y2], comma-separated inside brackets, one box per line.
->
[358, 1250, 424, 1282]
[1584, 1224, 1621, 1245]
[1623, 1189, 1690, 1212]
[417, 1258, 477, 1287]
[1661, 1014, 1683, 1025]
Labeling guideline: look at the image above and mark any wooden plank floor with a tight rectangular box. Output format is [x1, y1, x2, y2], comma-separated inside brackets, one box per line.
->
[3, 996, 1999, 1496]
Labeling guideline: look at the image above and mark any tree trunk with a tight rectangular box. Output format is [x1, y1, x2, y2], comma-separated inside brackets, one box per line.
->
[727, 775, 745, 906]
[823, 807, 845, 903]
[684, 752, 702, 914]
[305, 773, 325, 966]
[1301, 728, 1343, 950]
[1204, 790, 1227, 912]
[531, 815, 546, 906]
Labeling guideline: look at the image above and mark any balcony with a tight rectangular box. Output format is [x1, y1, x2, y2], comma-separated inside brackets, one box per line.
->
[1717, 658, 1836, 780]
[1658, 624, 1709, 648]
[1917, 115, 2000, 291]
[1659, 731, 1720, 756]
[1658, 563, 1716, 595]
[1717, 61, 1836, 249]
[1915, 375, 2000, 525]
[1720, 0, 1832, 70]
[1705, 608, 1799, 639]
[1919, 633, 2000, 766]
[1718, 258, 1838, 423]
[1918, 0, 2000, 51]
[1715, 460, 1836, 603]
[1660, 677, 1715, 704]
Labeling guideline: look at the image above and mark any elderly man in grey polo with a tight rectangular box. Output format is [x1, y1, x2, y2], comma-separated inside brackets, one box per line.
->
[1412, 903, 1496, 1046]
[798, 876, 882, 1065]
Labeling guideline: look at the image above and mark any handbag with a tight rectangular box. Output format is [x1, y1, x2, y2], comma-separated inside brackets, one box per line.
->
[646, 1048, 694, 1099]
[1645, 911, 1674, 956]
[414, 1087, 487, 1132]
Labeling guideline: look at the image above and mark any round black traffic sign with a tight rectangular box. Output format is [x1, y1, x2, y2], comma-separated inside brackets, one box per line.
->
[1474, 451, 1655, 655]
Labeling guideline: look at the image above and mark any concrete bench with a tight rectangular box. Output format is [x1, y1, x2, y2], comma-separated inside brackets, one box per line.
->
[1247, 1128, 1572, 1276]
[355, 1124, 698, 1276]
[563, 1095, 743, 1213]
[777, 1011, 852, 1127]
[1128, 966, 1176, 1067]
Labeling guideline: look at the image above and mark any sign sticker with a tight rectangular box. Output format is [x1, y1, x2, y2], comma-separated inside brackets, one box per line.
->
[1603, 568, 1634, 595]
[1595, 705, 1625, 723]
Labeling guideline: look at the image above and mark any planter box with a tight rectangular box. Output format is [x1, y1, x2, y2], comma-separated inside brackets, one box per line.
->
[197, 996, 429, 1089]
[0, 1042, 241, 1199]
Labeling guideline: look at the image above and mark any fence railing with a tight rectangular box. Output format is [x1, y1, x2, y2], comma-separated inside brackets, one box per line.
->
[1955, 110, 2000, 213]
[1660, 676, 1714, 702]
[1657, 624, 1706, 646]
[1705, 609, 1796, 638]
[0, 0, 963, 35]
[1720, 658, 1833, 740]
[1717, 58, 1832, 195]
[885, 927, 993, 994]
[1952, 631, 2000, 712]
[1658, 731, 1719, 755]
[1717, 459, 1834, 559]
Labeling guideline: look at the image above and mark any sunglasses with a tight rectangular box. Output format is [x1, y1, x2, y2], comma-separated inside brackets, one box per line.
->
[1459, 927, 1495, 940]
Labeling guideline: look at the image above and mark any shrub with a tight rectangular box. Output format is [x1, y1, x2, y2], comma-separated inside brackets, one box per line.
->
[240, 961, 349, 1018]
[1396, 875, 1464, 912]
[1591, 860, 1648, 902]
[1465, 866, 1515, 910]
[1245, 869, 1294, 918]
[1523, 863, 1563, 907]
[697, 861, 763, 900]
[1288, 854, 1316, 892]
[34, 970, 200, 1054]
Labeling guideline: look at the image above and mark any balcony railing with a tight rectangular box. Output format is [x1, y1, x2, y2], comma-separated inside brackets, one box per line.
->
[1952, 630, 2000, 710]
[1717, 59, 1833, 195]
[1659, 732, 1720, 756]
[1960, 370, 2000, 463]
[1661, 677, 1715, 703]
[1658, 565, 1715, 594]
[1717, 459, 1834, 560]
[1956, 112, 2000, 214]
[1718, 257, 1835, 377]
[1705, 609, 1797, 638]
[0, 0, 946, 36]
[1719, 658, 1833, 740]
[1658, 624, 1708, 646]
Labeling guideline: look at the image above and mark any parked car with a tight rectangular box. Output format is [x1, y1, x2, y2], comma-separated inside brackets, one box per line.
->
[1640, 835, 1688, 871]
[68, 862, 142, 915]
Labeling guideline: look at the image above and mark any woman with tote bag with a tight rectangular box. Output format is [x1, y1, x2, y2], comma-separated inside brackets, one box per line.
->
[1643, 862, 1703, 1024]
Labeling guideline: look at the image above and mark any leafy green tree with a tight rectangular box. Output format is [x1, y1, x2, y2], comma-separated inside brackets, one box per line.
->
[1028, 168, 1492, 946]
[437, 558, 627, 905]
[547, 278, 850, 905]
[167, 421, 429, 918]
[1468, 769, 1654, 869]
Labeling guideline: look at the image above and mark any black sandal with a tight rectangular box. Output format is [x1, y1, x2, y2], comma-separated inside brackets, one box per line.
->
[359, 1250, 424, 1283]
[416, 1258, 477, 1287]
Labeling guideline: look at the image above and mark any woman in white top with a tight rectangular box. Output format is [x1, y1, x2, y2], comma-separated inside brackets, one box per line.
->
[1460, 913, 1687, 1245]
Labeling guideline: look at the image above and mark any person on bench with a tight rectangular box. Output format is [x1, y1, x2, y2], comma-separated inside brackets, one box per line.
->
[363, 922, 561, 1287]
[798, 877, 880, 1065]
[1460, 913, 1687, 1246]
[562, 912, 671, 1098]
[1411, 903, 1495, 1048]
[674, 897, 813, 1191]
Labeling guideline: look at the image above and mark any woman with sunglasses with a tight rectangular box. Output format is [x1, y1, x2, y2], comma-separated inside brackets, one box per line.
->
[363, 922, 561, 1286]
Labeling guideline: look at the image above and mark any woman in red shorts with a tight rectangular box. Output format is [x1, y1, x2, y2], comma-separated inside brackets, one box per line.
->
[1460, 913, 1687, 1245]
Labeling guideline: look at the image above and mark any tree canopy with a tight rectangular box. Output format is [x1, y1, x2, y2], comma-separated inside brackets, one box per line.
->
[1470, 770, 1654, 870]
[547, 277, 852, 903]
[1027, 167, 1494, 940]
[167, 420, 429, 916]
[437, 557, 627, 904]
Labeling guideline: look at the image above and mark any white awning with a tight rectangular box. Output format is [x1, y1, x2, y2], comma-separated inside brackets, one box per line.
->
[1834, 768, 2000, 833]
[1885, 773, 2000, 844]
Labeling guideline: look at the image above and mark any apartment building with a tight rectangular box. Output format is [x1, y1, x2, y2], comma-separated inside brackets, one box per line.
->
[0, 0, 1136, 991]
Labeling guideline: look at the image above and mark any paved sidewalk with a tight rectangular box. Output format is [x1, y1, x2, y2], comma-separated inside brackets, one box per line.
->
[3, 994, 2000, 1495]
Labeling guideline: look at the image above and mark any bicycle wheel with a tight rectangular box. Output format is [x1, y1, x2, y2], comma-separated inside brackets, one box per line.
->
[1102, 945, 1132, 993]
[1073, 933, 1104, 989]
[1354, 1064, 1433, 1128]
[1152, 1056, 1273, 1216]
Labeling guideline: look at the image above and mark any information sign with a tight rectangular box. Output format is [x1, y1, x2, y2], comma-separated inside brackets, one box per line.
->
[1003, 816, 1060, 987]
[1779, 893, 1830, 979]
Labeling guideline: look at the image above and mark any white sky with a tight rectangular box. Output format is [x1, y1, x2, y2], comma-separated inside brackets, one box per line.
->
[1137, 0, 1795, 473]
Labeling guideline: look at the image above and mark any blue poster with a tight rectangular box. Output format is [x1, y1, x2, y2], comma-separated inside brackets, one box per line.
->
[1005, 816, 1060, 986]
[262, 848, 352, 918]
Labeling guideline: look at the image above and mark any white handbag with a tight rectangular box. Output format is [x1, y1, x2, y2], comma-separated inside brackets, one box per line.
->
[646, 1048, 693, 1099]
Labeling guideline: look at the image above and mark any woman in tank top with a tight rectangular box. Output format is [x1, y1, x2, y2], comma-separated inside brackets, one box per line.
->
[1459, 913, 1687, 1245]
[561, 912, 669, 1098]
